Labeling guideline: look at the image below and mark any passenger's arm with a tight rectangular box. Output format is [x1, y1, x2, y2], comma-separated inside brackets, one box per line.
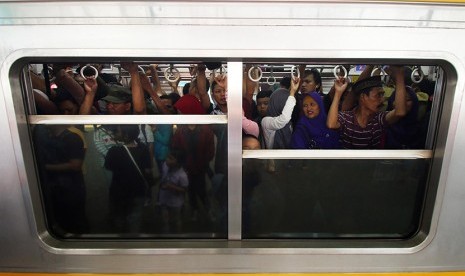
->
[196, 64, 212, 111]
[79, 78, 98, 115]
[244, 64, 257, 103]
[386, 66, 407, 124]
[33, 90, 59, 115]
[358, 65, 375, 82]
[121, 62, 145, 114]
[148, 64, 164, 96]
[139, 72, 171, 115]
[54, 65, 85, 105]
[242, 111, 259, 138]
[262, 78, 299, 131]
[327, 77, 347, 129]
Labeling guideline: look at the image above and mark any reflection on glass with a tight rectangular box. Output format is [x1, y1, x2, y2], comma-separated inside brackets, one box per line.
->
[242, 159, 429, 239]
[32, 124, 227, 238]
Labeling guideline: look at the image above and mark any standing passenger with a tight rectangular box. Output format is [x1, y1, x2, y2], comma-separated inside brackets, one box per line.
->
[327, 66, 408, 149]
[291, 92, 340, 149]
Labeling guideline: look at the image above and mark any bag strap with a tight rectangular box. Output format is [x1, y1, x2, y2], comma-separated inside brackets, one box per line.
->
[123, 145, 149, 189]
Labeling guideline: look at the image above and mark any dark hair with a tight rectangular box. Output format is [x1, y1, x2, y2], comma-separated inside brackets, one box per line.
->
[169, 149, 186, 165]
[256, 90, 272, 100]
[166, 93, 181, 105]
[280, 76, 291, 90]
[182, 83, 190, 95]
[303, 68, 322, 92]
[117, 125, 140, 143]
[53, 87, 78, 105]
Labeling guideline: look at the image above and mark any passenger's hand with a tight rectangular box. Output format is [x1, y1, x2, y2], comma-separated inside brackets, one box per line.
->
[83, 78, 98, 95]
[197, 63, 206, 72]
[189, 64, 198, 77]
[214, 74, 227, 90]
[334, 76, 348, 95]
[289, 77, 300, 96]
[388, 65, 404, 78]
[121, 62, 138, 73]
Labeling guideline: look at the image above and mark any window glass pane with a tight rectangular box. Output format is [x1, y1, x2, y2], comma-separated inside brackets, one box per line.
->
[242, 158, 429, 238]
[244, 64, 436, 151]
[32, 122, 227, 239]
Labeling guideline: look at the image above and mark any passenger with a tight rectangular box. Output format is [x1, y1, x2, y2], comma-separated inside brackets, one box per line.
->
[254, 90, 272, 148]
[299, 68, 323, 95]
[327, 66, 408, 149]
[139, 65, 173, 115]
[292, 68, 322, 128]
[385, 86, 424, 149]
[104, 125, 153, 233]
[261, 77, 299, 150]
[82, 63, 154, 167]
[261, 77, 299, 172]
[291, 92, 340, 149]
[33, 106, 88, 236]
[171, 124, 215, 221]
[158, 149, 188, 234]
[173, 64, 209, 115]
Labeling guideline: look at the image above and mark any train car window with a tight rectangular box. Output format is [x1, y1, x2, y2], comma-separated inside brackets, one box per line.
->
[25, 61, 228, 239]
[242, 63, 439, 239]
[21, 60, 445, 244]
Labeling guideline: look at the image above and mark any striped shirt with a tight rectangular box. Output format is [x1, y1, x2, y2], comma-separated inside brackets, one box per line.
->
[337, 110, 387, 149]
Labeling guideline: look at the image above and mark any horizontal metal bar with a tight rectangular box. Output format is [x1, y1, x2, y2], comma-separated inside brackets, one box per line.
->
[243, 149, 433, 159]
[28, 115, 227, 125]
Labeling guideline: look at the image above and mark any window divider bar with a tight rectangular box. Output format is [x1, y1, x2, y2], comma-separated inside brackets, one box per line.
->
[28, 115, 227, 125]
[227, 61, 243, 240]
[242, 149, 433, 159]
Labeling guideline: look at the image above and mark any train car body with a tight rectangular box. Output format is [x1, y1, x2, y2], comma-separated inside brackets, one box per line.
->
[2, 0, 465, 274]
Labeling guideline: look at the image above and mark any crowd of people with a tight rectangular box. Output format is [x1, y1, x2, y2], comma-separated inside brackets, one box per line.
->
[30, 62, 434, 235]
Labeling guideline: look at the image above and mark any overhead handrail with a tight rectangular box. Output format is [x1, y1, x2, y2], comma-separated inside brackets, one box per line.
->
[333, 65, 348, 79]
[371, 65, 389, 83]
[80, 64, 99, 79]
[411, 66, 424, 84]
[248, 65, 263, 82]
[266, 65, 276, 85]
[290, 65, 300, 81]
[164, 64, 181, 83]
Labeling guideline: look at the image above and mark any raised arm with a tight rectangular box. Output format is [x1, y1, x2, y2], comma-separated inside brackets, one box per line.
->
[79, 77, 98, 115]
[327, 77, 348, 129]
[196, 63, 212, 111]
[148, 64, 164, 96]
[54, 64, 85, 105]
[386, 66, 407, 124]
[244, 64, 257, 103]
[121, 62, 145, 114]
[139, 71, 171, 115]
[261, 78, 299, 131]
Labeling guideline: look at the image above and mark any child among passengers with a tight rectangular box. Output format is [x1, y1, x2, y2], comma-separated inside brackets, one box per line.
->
[291, 92, 340, 149]
[158, 150, 188, 233]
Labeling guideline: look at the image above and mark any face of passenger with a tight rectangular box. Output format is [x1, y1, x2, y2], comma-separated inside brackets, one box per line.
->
[58, 100, 79, 115]
[361, 87, 385, 113]
[242, 136, 261, 150]
[106, 101, 131, 115]
[162, 98, 175, 114]
[256, 97, 270, 118]
[300, 74, 320, 93]
[212, 83, 227, 106]
[302, 96, 320, 119]
[165, 154, 178, 168]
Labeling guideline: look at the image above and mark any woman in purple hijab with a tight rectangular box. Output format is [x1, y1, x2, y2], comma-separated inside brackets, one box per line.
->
[291, 92, 340, 149]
